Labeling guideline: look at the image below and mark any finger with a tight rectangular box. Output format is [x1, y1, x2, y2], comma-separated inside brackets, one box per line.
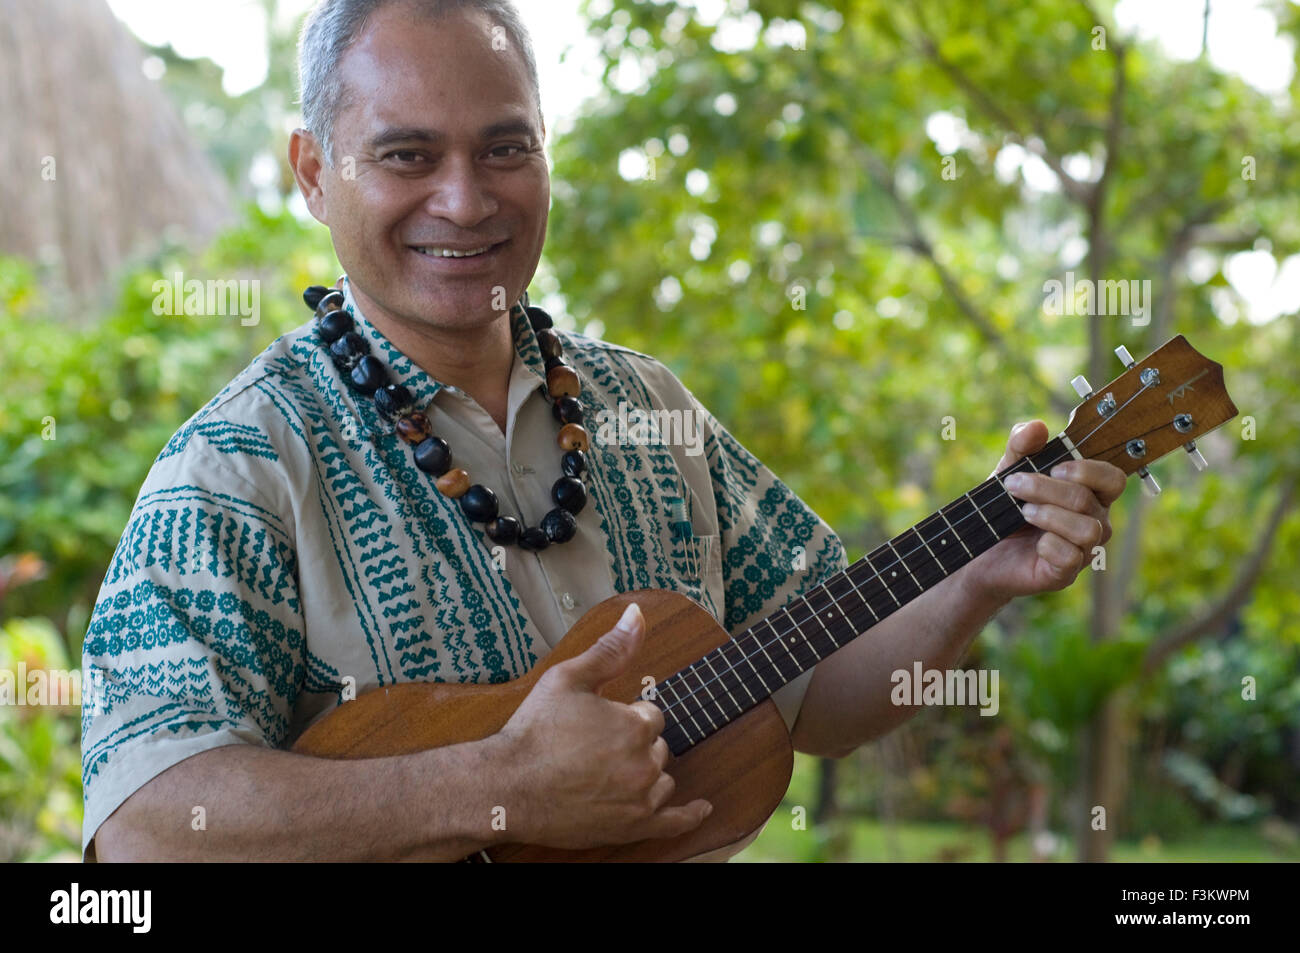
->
[560, 602, 644, 693]
[1021, 502, 1105, 551]
[638, 799, 713, 841]
[1004, 472, 1100, 516]
[649, 736, 671, 771]
[627, 698, 666, 741]
[645, 771, 676, 811]
[992, 420, 1049, 474]
[1036, 532, 1085, 584]
[1045, 460, 1128, 507]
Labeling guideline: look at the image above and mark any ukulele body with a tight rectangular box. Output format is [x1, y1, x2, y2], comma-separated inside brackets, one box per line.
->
[291, 588, 795, 861]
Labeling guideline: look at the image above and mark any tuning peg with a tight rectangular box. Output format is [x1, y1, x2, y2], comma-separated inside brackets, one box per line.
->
[1137, 466, 1161, 496]
[1071, 375, 1094, 399]
[1115, 345, 1135, 368]
[1185, 441, 1208, 471]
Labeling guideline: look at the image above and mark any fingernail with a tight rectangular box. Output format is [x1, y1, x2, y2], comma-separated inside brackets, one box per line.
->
[1050, 464, 1069, 479]
[1005, 474, 1027, 491]
[615, 602, 641, 634]
[1022, 503, 1038, 519]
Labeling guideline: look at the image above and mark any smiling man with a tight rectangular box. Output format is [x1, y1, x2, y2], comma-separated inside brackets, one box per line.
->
[81, 0, 1126, 862]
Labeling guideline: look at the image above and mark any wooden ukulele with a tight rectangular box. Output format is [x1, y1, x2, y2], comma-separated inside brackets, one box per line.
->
[292, 335, 1238, 861]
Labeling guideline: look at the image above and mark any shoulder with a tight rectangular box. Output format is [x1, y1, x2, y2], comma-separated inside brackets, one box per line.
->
[146, 322, 325, 510]
[554, 328, 701, 408]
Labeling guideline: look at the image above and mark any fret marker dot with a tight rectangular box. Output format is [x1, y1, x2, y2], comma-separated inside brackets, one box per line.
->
[891, 571, 897, 577]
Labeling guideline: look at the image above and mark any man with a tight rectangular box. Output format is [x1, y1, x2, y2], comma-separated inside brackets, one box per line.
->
[83, 0, 1125, 862]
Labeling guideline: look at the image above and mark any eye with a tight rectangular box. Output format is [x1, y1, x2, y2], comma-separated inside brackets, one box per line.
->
[487, 143, 528, 159]
[385, 150, 426, 164]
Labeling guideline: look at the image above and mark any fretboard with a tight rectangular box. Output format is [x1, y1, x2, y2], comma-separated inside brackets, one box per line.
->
[656, 436, 1072, 755]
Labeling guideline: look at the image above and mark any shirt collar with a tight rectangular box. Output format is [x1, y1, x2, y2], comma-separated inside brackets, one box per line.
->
[338, 277, 548, 413]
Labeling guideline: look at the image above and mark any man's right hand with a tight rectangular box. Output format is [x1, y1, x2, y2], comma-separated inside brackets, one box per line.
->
[494, 601, 713, 850]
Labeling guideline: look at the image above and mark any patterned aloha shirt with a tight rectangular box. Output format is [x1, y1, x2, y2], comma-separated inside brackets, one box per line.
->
[80, 279, 847, 860]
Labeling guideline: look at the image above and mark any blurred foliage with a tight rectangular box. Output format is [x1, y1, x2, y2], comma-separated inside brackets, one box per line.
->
[2, 0, 1299, 860]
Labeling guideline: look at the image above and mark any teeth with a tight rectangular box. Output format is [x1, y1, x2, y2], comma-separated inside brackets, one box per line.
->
[414, 245, 493, 258]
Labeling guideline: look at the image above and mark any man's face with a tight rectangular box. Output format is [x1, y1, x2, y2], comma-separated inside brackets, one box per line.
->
[308, 5, 549, 334]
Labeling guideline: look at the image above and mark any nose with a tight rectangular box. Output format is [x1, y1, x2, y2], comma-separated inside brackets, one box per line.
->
[424, 153, 498, 228]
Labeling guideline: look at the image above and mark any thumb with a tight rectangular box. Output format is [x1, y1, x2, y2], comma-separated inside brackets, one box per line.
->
[563, 602, 644, 693]
[993, 419, 1048, 475]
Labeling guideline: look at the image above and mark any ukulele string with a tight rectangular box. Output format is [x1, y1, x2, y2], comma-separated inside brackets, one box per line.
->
[657, 380, 1158, 733]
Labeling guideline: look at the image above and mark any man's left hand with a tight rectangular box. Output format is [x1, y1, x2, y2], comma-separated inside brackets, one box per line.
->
[965, 420, 1127, 603]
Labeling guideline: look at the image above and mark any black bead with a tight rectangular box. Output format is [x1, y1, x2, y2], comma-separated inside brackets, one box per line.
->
[318, 308, 354, 343]
[303, 285, 331, 310]
[374, 383, 416, 420]
[552, 476, 587, 515]
[350, 355, 388, 394]
[459, 484, 499, 523]
[544, 355, 567, 372]
[329, 331, 369, 369]
[551, 396, 583, 425]
[486, 516, 520, 545]
[413, 436, 452, 475]
[561, 450, 586, 477]
[518, 526, 550, 551]
[526, 306, 553, 330]
[541, 507, 577, 543]
[315, 290, 345, 318]
[535, 327, 563, 361]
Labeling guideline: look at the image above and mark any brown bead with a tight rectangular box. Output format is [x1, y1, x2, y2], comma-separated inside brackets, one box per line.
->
[547, 365, 581, 399]
[395, 412, 431, 444]
[558, 423, 590, 452]
[436, 468, 471, 498]
[535, 328, 563, 361]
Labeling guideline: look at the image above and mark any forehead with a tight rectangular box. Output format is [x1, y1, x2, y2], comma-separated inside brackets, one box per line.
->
[336, 4, 538, 134]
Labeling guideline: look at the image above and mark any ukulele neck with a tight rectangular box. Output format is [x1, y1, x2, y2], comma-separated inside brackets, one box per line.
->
[656, 435, 1074, 755]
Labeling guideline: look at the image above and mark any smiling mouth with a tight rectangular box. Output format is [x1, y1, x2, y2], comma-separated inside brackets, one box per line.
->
[409, 242, 505, 258]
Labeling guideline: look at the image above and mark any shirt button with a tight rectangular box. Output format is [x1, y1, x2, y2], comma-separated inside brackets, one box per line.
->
[561, 592, 575, 610]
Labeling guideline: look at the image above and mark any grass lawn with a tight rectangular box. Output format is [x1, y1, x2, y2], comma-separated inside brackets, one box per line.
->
[732, 756, 1299, 862]
[734, 814, 1300, 862]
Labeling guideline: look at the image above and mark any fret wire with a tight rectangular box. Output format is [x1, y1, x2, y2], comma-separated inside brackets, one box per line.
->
[697, 650, 743, 720]
[715, 640, 760, 705]
[911, 521, 948, 575]
[937, 504, 975, 558]
[884, 538, 923, 592]
[836, 566, 879, 622]
[863, 548, 902, 606]
[784, 596, 832, 660]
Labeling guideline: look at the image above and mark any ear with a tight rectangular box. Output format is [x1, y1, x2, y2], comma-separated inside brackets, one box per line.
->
[288, 128, 329, 225]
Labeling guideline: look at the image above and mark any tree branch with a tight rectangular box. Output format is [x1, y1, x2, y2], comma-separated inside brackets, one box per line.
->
[1141, 474, 1298, 677]
[857, 147, 1072, 416]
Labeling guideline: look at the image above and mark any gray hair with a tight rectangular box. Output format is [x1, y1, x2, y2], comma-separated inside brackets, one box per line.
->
[298, 0, 541, 166]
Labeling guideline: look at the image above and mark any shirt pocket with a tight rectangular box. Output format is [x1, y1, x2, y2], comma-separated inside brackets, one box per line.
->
[692, 532, 726, 624]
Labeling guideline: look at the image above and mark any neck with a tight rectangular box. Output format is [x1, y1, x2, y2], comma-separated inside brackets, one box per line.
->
[655, 436, 1072, 755]
[349, 283, 515, 427]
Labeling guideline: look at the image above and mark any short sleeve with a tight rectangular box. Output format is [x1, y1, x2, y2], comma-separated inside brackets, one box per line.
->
[689, 394, 849, 734]
[79, 438, 305, 859]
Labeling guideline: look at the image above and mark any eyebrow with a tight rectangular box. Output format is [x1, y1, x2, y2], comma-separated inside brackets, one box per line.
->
[367, 119, 539, 151]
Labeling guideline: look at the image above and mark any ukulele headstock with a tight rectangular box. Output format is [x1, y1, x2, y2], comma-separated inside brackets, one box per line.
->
[1062, 336, 1238, 494]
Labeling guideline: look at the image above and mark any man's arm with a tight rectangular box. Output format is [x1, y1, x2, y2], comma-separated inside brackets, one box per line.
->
[94, 737, 514, 862]
[94, 603, 711, 861]
[790, 569, 1005, 758]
